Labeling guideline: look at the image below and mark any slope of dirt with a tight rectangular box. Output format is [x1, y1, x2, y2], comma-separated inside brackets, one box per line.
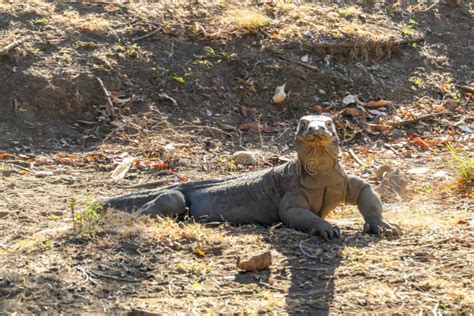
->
[0, 1, 473, 314]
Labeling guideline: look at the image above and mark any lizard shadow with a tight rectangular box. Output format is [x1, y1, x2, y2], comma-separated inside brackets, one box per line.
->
[222, 223, 379, 315]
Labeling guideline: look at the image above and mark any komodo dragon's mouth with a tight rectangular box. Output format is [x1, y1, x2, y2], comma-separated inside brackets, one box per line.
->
[296, 130, 335, 147]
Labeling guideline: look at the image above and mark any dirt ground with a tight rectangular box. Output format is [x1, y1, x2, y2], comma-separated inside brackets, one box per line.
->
[0, 1, 473, 314]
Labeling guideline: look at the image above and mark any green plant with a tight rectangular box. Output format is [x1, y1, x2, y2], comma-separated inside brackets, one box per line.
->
[29, 17, 49, 26]
[402, 26, 416, 36]
[409, 77, 423, 86]
[446, 143, 474, 186]
[170, 76, 186, 84]
[71, 199, 106, 237]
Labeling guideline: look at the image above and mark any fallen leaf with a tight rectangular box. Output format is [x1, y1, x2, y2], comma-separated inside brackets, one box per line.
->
[410, 136, 430, 149]
[237, 251, 272, 272]
[178, 176, 189, 182]
[367, 100, 393, 108]
[271, 32, 281, 40]
[342, 107, 364, 117]
[239, 122, 261, 131]
[301, 54, 309, 62]
[194, 247, 205, 257]
[272, 84, 287, 104]
[85, 155, 96, 162]
[0, 153, 12, 159]
[152, 163, 171, 170]
[111, 156, 136, 180]
[343, 94, 357, 106]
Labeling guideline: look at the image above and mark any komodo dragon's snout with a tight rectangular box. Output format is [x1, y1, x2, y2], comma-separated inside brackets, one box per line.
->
[103, 115, 400, 239]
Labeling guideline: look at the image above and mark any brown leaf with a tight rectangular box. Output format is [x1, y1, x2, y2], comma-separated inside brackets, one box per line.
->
[367, 100, 393, 108]
[0, 153, 12, 159]
[410, 136, 430, 150]
[342, 107, 364, 117]
[237, 251, 272, 272]
[239, 122, 261, 131]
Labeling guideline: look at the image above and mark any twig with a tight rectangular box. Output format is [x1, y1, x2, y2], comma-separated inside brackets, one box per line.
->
[423, 1, 440, 12]
[132, 28, 162, 42]
[0, 35, 31, 56]
[276, 54, 320, 72]
[0, 227, 19, 248]
[387, 112, 448, 127]
[299, 237, 323, 259]
[348, 149, 367, 167]
[89, 270, 140, 283]
[451, 116, 474, 127]
[0, 194, 13, 207]
[456, 84, 474, 94]
[97, 77, 115, 120]
[158, 92, 179, 107]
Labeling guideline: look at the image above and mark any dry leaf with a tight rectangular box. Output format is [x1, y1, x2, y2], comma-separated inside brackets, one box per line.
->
[410, 136, 430, 150]
[239, 122, 261, 131]
[194, 247, 205, 257]
[271, 33, 281, 40]
[367, 100, 393, 108]
[237, 251, 272, 272]
[272, 84, 287, 104]
[342, 107, 364, 117]
[111, 156, 136, 180]
[0, 153, 12, 159]
[152, 163, 171, 170]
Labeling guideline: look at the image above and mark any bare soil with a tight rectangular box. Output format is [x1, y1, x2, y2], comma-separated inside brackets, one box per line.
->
[0, 1, 473, 314]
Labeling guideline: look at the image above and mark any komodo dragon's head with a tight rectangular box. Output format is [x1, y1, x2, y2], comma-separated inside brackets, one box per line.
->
[294, 115, 340, 174]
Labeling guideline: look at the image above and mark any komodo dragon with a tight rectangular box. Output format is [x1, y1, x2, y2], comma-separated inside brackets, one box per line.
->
[103, 115, 399, 239]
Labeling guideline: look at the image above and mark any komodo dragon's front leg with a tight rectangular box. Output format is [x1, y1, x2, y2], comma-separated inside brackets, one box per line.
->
[347, 176, 399, 236]
[278, 189, 341, 240]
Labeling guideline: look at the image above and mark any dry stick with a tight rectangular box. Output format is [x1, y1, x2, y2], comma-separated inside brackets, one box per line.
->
[89, 270, 140, 283]
[387, 112, 448, 128]
[423, 0, 440, 12]
[456, 84, 474, 94]
[348, 149, 366, 167]
[0, 35, 31, 56]
[96, 77, 115, 120]
[276, 54, 320, 72]
[299, 237, 322, 259]
[132, 28, 162, 42]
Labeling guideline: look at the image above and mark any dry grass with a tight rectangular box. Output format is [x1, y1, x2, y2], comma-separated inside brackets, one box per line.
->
[222, 8, 271, 33]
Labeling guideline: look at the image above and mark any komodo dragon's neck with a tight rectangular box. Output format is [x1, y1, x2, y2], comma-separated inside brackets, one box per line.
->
[292, 119, 346, 189]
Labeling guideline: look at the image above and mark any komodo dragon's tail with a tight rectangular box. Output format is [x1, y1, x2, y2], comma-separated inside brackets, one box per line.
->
[101, 174, 241, 212]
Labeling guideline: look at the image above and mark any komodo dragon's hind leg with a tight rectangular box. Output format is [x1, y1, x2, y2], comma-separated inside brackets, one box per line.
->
[138, 189, 187, 217]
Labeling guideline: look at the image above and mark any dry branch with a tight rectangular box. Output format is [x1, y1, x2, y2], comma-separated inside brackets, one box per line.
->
[0, 35, 31, 56]
[387, 112, 448, 127]
[97, 77, 115, 120]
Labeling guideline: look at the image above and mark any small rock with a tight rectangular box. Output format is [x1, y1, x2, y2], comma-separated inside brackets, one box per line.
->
[407, 167, 430, 175]
[376, 169, 409, 202]
[391, 129, 407, 139]
[342, 94, 357, 106]
[232, 151, 258, 166]
[237, 251, 272, 272]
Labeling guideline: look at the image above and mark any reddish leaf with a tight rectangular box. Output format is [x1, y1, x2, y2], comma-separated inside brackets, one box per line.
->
[152, 163, 171, 170]
[0, 153, 12, 159]
[410, 136, 430, 149]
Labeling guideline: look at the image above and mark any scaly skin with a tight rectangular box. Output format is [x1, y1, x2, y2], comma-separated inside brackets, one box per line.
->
[103, 115, 399, 239]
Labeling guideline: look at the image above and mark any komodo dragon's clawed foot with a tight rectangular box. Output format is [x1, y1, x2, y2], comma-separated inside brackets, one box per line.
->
[363, 220, 401, 238]
[309, 222, 341, 241]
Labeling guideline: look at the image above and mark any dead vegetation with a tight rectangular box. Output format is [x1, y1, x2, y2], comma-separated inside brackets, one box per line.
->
[0, 0, 473, 314]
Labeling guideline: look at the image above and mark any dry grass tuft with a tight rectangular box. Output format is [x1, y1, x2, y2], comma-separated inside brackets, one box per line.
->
[222, 8, 271, 33]
[52, 11, 110, 32]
